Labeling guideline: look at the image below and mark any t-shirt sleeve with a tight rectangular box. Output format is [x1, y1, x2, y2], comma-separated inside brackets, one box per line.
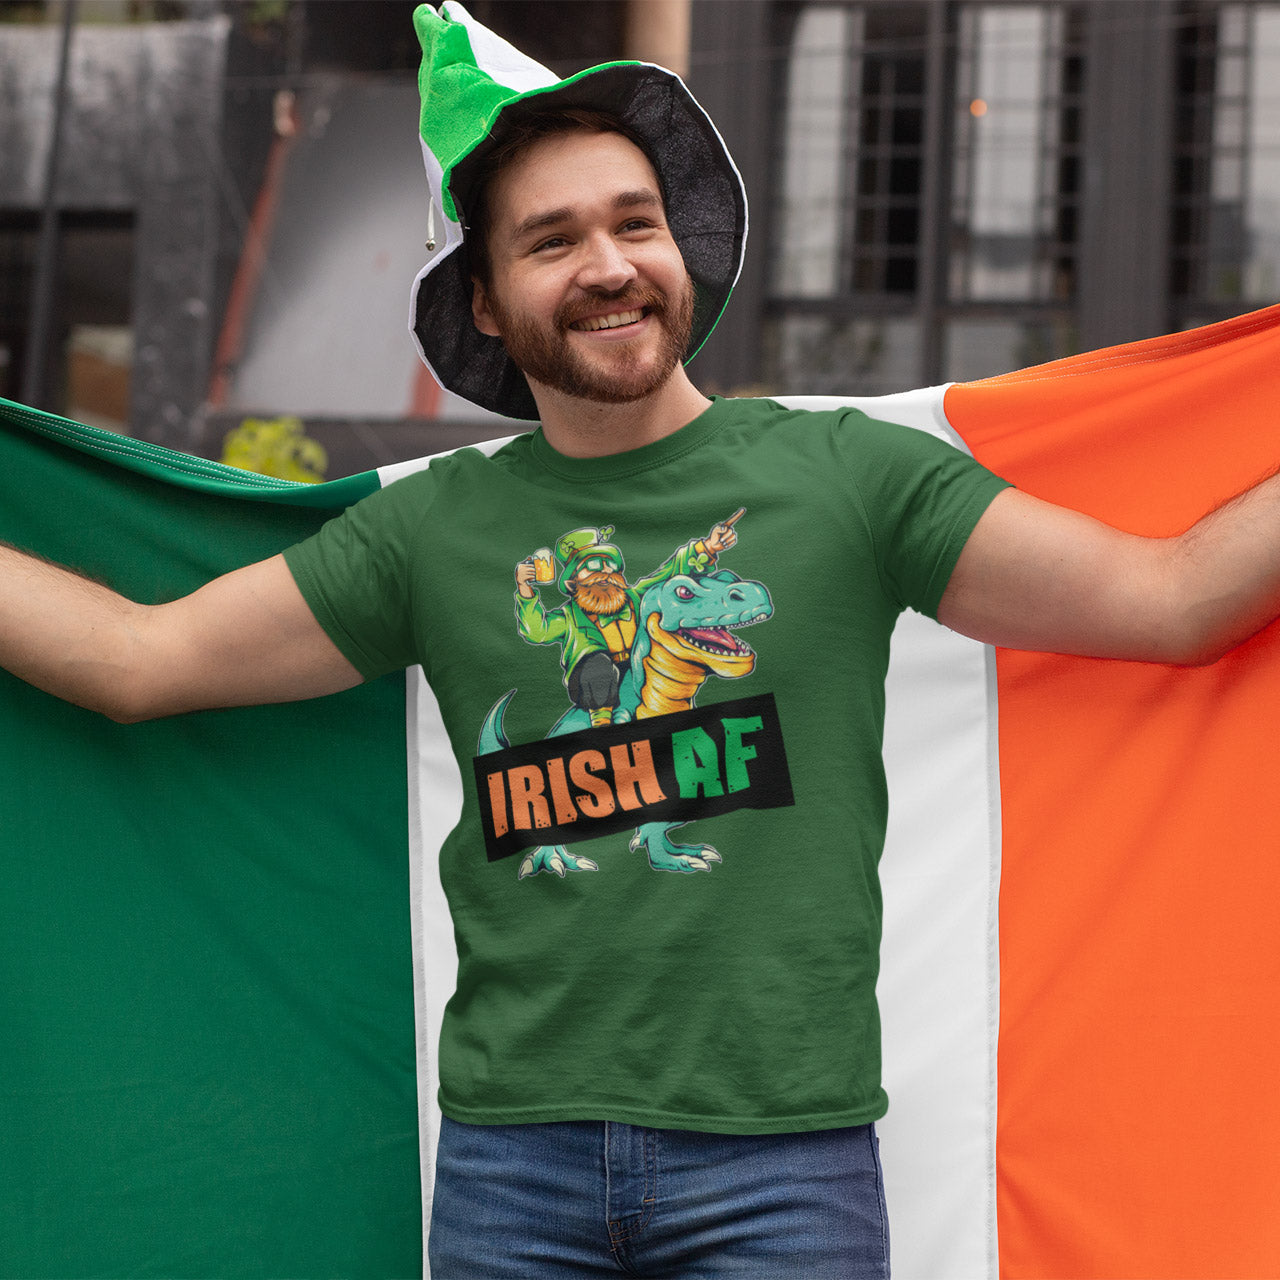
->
[835, 410, 1012, 619]
[282, 472, 433, 680]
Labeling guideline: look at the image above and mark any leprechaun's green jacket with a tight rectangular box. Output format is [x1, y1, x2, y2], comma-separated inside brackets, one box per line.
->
[515, 538, 714, 683]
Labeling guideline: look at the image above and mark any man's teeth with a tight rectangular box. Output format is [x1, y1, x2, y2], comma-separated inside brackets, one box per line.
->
[572, 309, 644, 331]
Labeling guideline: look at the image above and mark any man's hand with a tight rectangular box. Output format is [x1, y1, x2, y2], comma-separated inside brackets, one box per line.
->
[0, 548, 362, 722]
[705, 508, 745, 557]
[938, 477, 1280, 665]
[515, 559, 537, 600]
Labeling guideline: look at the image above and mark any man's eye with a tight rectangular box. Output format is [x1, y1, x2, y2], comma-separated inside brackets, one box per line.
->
[532, 236, 568, 253]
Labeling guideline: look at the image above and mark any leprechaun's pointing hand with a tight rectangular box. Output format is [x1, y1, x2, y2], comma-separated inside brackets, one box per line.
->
[705, 508, 745, 556]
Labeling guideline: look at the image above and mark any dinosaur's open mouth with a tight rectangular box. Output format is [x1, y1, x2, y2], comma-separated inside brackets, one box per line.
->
[679, 625, 752, 656]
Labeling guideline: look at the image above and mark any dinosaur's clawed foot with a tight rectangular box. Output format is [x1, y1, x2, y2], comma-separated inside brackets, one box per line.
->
[518, 846, 599, 879]
[630, 826, 722, 873]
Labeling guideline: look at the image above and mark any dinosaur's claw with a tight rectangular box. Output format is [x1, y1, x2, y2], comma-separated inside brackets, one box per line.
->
[649, 852, 710, 873]
[631, 822, 722, 873]
[517, 846, 598, 880]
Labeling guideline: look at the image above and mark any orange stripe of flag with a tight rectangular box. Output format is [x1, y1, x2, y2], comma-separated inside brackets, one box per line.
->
[946, 304, 1280, 1278]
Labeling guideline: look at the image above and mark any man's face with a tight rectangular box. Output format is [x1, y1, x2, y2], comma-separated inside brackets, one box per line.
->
[471, 129, 695, 405]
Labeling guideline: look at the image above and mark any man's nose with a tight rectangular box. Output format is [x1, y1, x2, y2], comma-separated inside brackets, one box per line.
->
[576, 233, 637, 292]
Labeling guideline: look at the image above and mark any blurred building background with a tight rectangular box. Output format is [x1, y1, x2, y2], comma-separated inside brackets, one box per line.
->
[2, 0, 1278, 475]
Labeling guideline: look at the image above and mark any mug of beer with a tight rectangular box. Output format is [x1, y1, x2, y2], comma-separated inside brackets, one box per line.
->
[532, 548, 556, 584]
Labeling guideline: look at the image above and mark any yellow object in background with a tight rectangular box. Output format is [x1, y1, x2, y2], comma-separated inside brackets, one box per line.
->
[221, 416, 326, 484]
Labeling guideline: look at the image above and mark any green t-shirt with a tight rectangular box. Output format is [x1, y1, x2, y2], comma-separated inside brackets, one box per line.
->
[283, 396, 1009, 1135]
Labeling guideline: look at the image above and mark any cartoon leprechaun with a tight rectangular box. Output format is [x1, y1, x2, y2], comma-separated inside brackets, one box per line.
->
[514, 515, 742, 726]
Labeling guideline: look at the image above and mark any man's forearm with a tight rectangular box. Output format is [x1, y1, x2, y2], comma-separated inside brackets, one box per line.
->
[0, 545, 364, 722]
[0, 541, 148, 720]
[940, 465, 1280, 666]
[1166, 463, 1280, 664]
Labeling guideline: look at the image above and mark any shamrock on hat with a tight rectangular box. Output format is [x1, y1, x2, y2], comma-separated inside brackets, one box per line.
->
[554, 526, 626, 595]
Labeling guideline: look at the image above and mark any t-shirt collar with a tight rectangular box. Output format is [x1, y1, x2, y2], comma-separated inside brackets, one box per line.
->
[529, 396, 730, 482]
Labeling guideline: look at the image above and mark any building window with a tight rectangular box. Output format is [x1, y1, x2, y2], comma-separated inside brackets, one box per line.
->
[765, 0, 1082, 395]
[771, 5, 850, 300]
[848, 5, 929, 296]
[950, 4, 1082, 304]
[766, 2, 931, 393]
[772, 3, 929, 302]
[945, 1, 1083, 380]
[1172, 2, 1280, 316]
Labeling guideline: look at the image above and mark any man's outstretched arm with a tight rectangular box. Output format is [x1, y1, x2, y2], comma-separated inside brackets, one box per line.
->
[0, 547, 362, 723]
[938, 473, 1280, 665]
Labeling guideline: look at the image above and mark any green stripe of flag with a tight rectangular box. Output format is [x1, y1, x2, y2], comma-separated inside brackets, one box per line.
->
[0, 396, 381, 506]
[0, 401, 420, 1278]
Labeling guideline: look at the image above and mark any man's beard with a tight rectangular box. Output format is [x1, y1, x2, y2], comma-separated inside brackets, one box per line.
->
[486, 277, 696, 404]
[573, 571, 629, 616]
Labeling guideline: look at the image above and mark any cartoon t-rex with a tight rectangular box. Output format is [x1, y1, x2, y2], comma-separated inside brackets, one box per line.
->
[479, 568, 773, 878]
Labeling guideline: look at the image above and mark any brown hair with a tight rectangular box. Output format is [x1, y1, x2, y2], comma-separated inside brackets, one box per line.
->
[463, 106, 663, 285]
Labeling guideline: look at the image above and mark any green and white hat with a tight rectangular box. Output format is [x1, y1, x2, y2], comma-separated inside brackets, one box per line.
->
[409, 2, 748, 422]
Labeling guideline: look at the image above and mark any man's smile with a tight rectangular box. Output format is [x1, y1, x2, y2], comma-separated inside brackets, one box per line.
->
[568, 307, 648, 332]
[556, 287, 663, 338]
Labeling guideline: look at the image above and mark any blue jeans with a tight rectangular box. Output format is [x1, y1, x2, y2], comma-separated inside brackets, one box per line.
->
[428, 1117, 890, 1278]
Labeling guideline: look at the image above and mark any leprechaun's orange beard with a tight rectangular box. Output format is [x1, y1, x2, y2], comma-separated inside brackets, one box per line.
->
[573, 571, 629, 616]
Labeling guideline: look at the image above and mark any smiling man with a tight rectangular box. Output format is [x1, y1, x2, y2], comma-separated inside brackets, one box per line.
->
[7, 4, 1280, 1278]
[456, 127, 707, 461]
[469, 126, 706, 451]
[470, 126, 697, 410]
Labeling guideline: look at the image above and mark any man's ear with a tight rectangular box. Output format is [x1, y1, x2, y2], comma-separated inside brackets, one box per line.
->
[471, 278, 502, 338]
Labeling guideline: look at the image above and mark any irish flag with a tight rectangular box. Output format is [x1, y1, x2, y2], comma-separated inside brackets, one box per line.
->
[4, 305, 1280, 1278]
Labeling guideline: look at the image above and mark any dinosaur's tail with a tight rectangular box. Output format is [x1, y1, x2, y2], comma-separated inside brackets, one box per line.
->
[478, 690, 516, 755]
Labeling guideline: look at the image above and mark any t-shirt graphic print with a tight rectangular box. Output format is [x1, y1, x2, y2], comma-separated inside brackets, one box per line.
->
[477, 511, 795, 876]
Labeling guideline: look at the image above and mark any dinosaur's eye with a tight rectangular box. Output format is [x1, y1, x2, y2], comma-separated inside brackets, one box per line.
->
[675, 585, 695, 600]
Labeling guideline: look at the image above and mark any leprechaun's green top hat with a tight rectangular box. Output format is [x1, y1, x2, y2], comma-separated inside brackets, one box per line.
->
[409, 2, 748, 422]
[554, 526, 624, 595]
